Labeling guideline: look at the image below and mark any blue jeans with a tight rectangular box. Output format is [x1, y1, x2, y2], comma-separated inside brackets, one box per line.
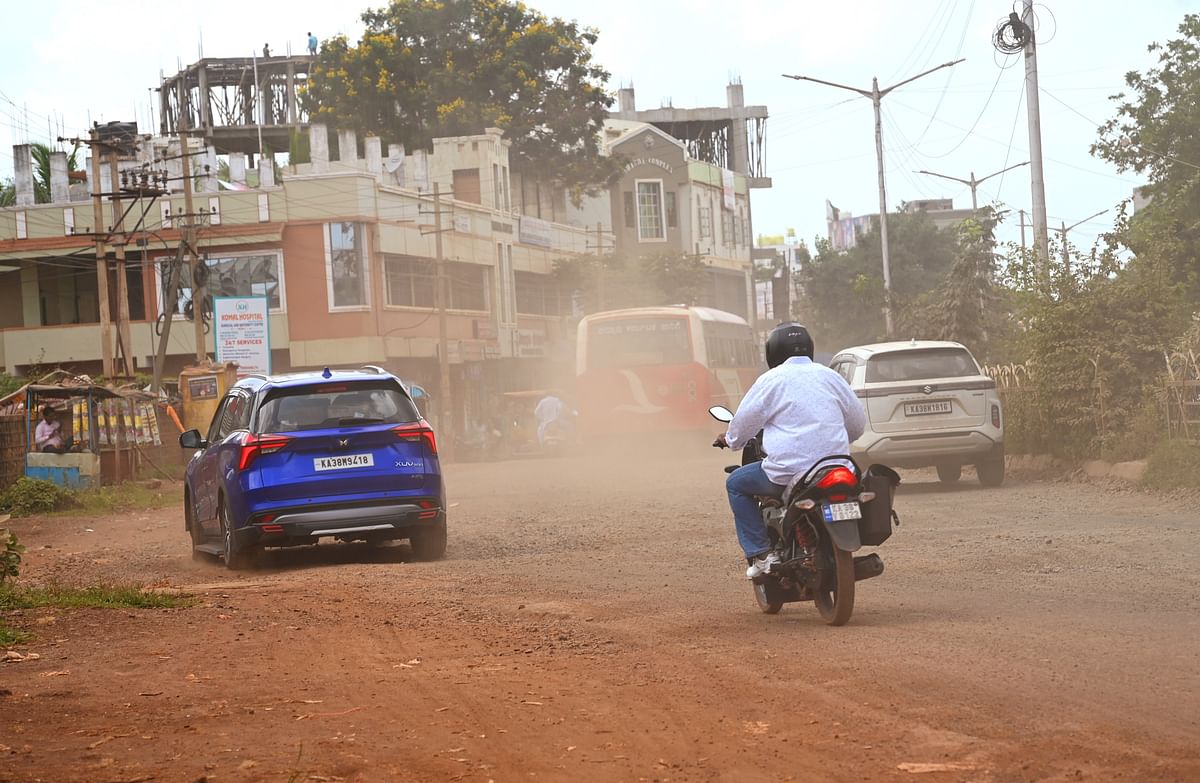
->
[726, 462, 786, 559]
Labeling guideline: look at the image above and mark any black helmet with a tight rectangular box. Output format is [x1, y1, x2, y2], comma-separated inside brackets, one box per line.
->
[765, 322, 815, 368]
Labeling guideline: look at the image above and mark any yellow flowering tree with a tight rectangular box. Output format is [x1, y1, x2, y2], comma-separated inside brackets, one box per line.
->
[303, 0, 619, 197]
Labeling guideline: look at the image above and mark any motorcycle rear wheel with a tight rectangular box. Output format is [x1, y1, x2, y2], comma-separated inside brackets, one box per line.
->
[814, 547, 856, 626]
[753, 582, 783, 614]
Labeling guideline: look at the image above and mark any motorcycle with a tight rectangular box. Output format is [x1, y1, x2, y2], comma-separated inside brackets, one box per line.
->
[710, 405, 900, 626]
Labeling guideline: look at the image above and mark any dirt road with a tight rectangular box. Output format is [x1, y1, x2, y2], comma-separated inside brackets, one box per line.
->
[2, 452, 1198, 782]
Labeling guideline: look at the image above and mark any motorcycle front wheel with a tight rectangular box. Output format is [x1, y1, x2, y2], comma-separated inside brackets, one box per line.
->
[813, 547, 856, 626]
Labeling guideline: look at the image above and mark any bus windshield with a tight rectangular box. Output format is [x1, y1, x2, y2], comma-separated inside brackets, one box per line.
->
[587, 317, 692, 369]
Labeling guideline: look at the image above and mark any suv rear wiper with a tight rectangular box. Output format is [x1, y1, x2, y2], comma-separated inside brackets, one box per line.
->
[337, 417, 385, 426]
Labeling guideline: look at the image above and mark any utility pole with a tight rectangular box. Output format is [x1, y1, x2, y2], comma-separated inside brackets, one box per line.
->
[1022, 0, 1051, 275]
[178, 113, 207, 364]
[433, 182, 452, 455]
[1019, 209, 1027, 251]
[589, 222, 613, 312]
[784, 59, 964, 339]
[108, 153, 136, 378]
[1054, 209, 1109, 279]
[90, 129, 116, 378]
[915, 161, 1030, 210]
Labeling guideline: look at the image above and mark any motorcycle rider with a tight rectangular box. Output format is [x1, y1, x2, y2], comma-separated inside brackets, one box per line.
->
[715, 323, 866, 579]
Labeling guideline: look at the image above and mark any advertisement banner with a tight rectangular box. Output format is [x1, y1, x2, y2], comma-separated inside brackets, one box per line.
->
[214, 296, 272, 377]
[722, 170, 736, 212]
[519, 216, 553, 248]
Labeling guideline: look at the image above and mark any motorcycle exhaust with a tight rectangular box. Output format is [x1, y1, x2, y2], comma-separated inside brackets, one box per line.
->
[853, 553, 885, 582]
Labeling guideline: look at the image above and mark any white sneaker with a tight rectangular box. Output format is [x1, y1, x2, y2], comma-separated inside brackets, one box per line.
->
[746, 552, 781, 580]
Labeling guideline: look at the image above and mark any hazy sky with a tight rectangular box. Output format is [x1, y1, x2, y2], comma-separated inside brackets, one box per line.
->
[0, 0, 1191, 251]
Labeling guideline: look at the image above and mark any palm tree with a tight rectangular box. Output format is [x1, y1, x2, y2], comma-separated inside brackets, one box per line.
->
[30, 142, 81, 203]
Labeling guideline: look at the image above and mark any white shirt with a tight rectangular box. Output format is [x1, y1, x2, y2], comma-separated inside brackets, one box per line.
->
[534, 396, 564, 426]
[725, 356, 867, 484]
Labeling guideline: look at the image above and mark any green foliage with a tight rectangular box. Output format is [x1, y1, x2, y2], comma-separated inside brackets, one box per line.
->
[1142, 440, 1200, 490]
[1, 529, 23, 585]
[0, 583, 193, 611]
[303, 0, 619, 197]
[554, 251, 708, 314]
[0, 479, 72, 517]
[797, 211, 961, 350]
[0, 178, 14, 207]
[30, 143, 81, 204]
[0, 624, 29, 646]
[289, 127, 311, 166]
[70, 482, 179, 516]
[0, 373, 26, 400]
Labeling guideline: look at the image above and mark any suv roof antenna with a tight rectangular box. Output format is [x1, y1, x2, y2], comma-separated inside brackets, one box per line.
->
[322, 367, 333, 378]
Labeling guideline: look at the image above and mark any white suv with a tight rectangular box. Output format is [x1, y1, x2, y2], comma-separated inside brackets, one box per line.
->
[829, 340, 1004, 486]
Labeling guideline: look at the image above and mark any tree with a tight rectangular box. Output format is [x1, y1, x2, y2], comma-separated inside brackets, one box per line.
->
[1093, 13, 1200, 299]
[29, 143, 81, 204]
[0, 179, 13, 207]
[302, 0, 619, 198]
[553, 251, 708, 315]
[796, 210, 960, 350]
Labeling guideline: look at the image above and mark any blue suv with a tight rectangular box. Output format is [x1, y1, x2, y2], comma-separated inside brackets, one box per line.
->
[179, 367, 446, 569]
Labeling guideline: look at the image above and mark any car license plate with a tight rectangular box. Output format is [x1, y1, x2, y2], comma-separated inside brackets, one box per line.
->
[904, 399, 952, 416]
[823, 501, 862, 522]
[314, 453, 374, 471]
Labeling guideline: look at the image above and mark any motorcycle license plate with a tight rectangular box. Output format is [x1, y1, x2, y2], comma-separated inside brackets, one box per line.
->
[823, 501, 862, 522]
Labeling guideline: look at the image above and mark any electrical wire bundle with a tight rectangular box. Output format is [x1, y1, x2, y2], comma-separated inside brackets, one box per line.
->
[993, 12, 1031, 54]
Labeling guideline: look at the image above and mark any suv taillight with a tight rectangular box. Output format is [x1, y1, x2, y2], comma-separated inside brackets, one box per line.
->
[238, 433, 291, 470]
[991, 404, 1001, 429]
[393, 421, 438, 456]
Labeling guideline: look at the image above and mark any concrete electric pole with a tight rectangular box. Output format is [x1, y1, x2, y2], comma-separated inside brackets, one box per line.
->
[432, 182, 453, 456]
[784, 59, 964, 339]
[1021, 0, 1051, 275]
[915, 161, 1030, 210]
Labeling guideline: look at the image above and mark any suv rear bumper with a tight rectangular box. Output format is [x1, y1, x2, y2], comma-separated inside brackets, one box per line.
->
[234, 502, 444, 548]
[854, 430, 1001, 469]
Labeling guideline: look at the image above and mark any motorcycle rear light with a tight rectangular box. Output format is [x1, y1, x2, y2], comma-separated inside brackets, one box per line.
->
[829, 493, 848, 502]
[238, 433, 291, 470]
[792, 499, 816, 511]
[815, 466, 857, 490]
[393, 421, 438, 455]
[991, 403, 1001, 429]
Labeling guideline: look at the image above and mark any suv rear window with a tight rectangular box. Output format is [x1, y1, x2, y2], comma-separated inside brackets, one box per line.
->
[256, 381, 420, 433]
[865, 348, 979, 383]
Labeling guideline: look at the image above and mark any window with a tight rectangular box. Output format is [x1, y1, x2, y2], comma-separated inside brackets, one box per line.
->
[866, 348, 980, 383]
[208, 393, 250, 443]
[384, 256, 489, 312]
[831, 360, 856, 384]
[702, 322, 757, 368]
[665, 192, 677, 229]
[698, 205, 712, 239]
[733, 210, 744, 247]
[447, 262, 489, 312]
[515, 271, 564, 316]
[636, 181, 665, 241]
[587, 317, 692, 369]
[385, 255, 435, 307]
[327, 222, 368, 309]
[257, 381, 419, 433]
[623, 192, 636, 228]
[721, 211, 734, 247]
[163, 252, 284, 319]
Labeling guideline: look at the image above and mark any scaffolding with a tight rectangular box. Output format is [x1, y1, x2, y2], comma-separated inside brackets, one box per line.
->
[158, 55, 313, 156]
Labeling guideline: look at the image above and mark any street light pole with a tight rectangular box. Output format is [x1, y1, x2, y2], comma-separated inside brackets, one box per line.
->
[784, 59, 964, 339]
[1054, 209, 1109, 278]
[915, 161, 1030, 211]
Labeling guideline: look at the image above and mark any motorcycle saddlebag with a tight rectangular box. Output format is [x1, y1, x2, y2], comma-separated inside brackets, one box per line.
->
[859, 464, 901, 546]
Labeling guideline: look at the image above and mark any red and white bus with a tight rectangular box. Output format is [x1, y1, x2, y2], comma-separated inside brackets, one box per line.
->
[575, 306, 762, 438]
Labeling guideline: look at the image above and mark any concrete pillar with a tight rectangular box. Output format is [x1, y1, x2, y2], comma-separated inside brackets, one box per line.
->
[202, 146, 219, 192]
[726, 82, 745, 108]
[258, 156, 276, 187]
[617, 87, 636, 115]
[386, 143, 405, 187]
[364, 136, 382, 176]
[309, 123, 329, 173]
[13, 144, 35, 206]
[20, 263, 40, 327]
[337, 128, 357, 162]
[727, 82, 749, 176]
[49, 151, 70, 203]
[229, 152, 247, 185]
[286, 62, 297, 124]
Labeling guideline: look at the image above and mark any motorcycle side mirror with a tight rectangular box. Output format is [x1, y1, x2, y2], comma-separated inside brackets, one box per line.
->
[708, 405, 734, 423]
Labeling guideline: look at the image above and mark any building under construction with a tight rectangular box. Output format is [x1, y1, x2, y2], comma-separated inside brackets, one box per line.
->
[158, 55, 314, 158]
